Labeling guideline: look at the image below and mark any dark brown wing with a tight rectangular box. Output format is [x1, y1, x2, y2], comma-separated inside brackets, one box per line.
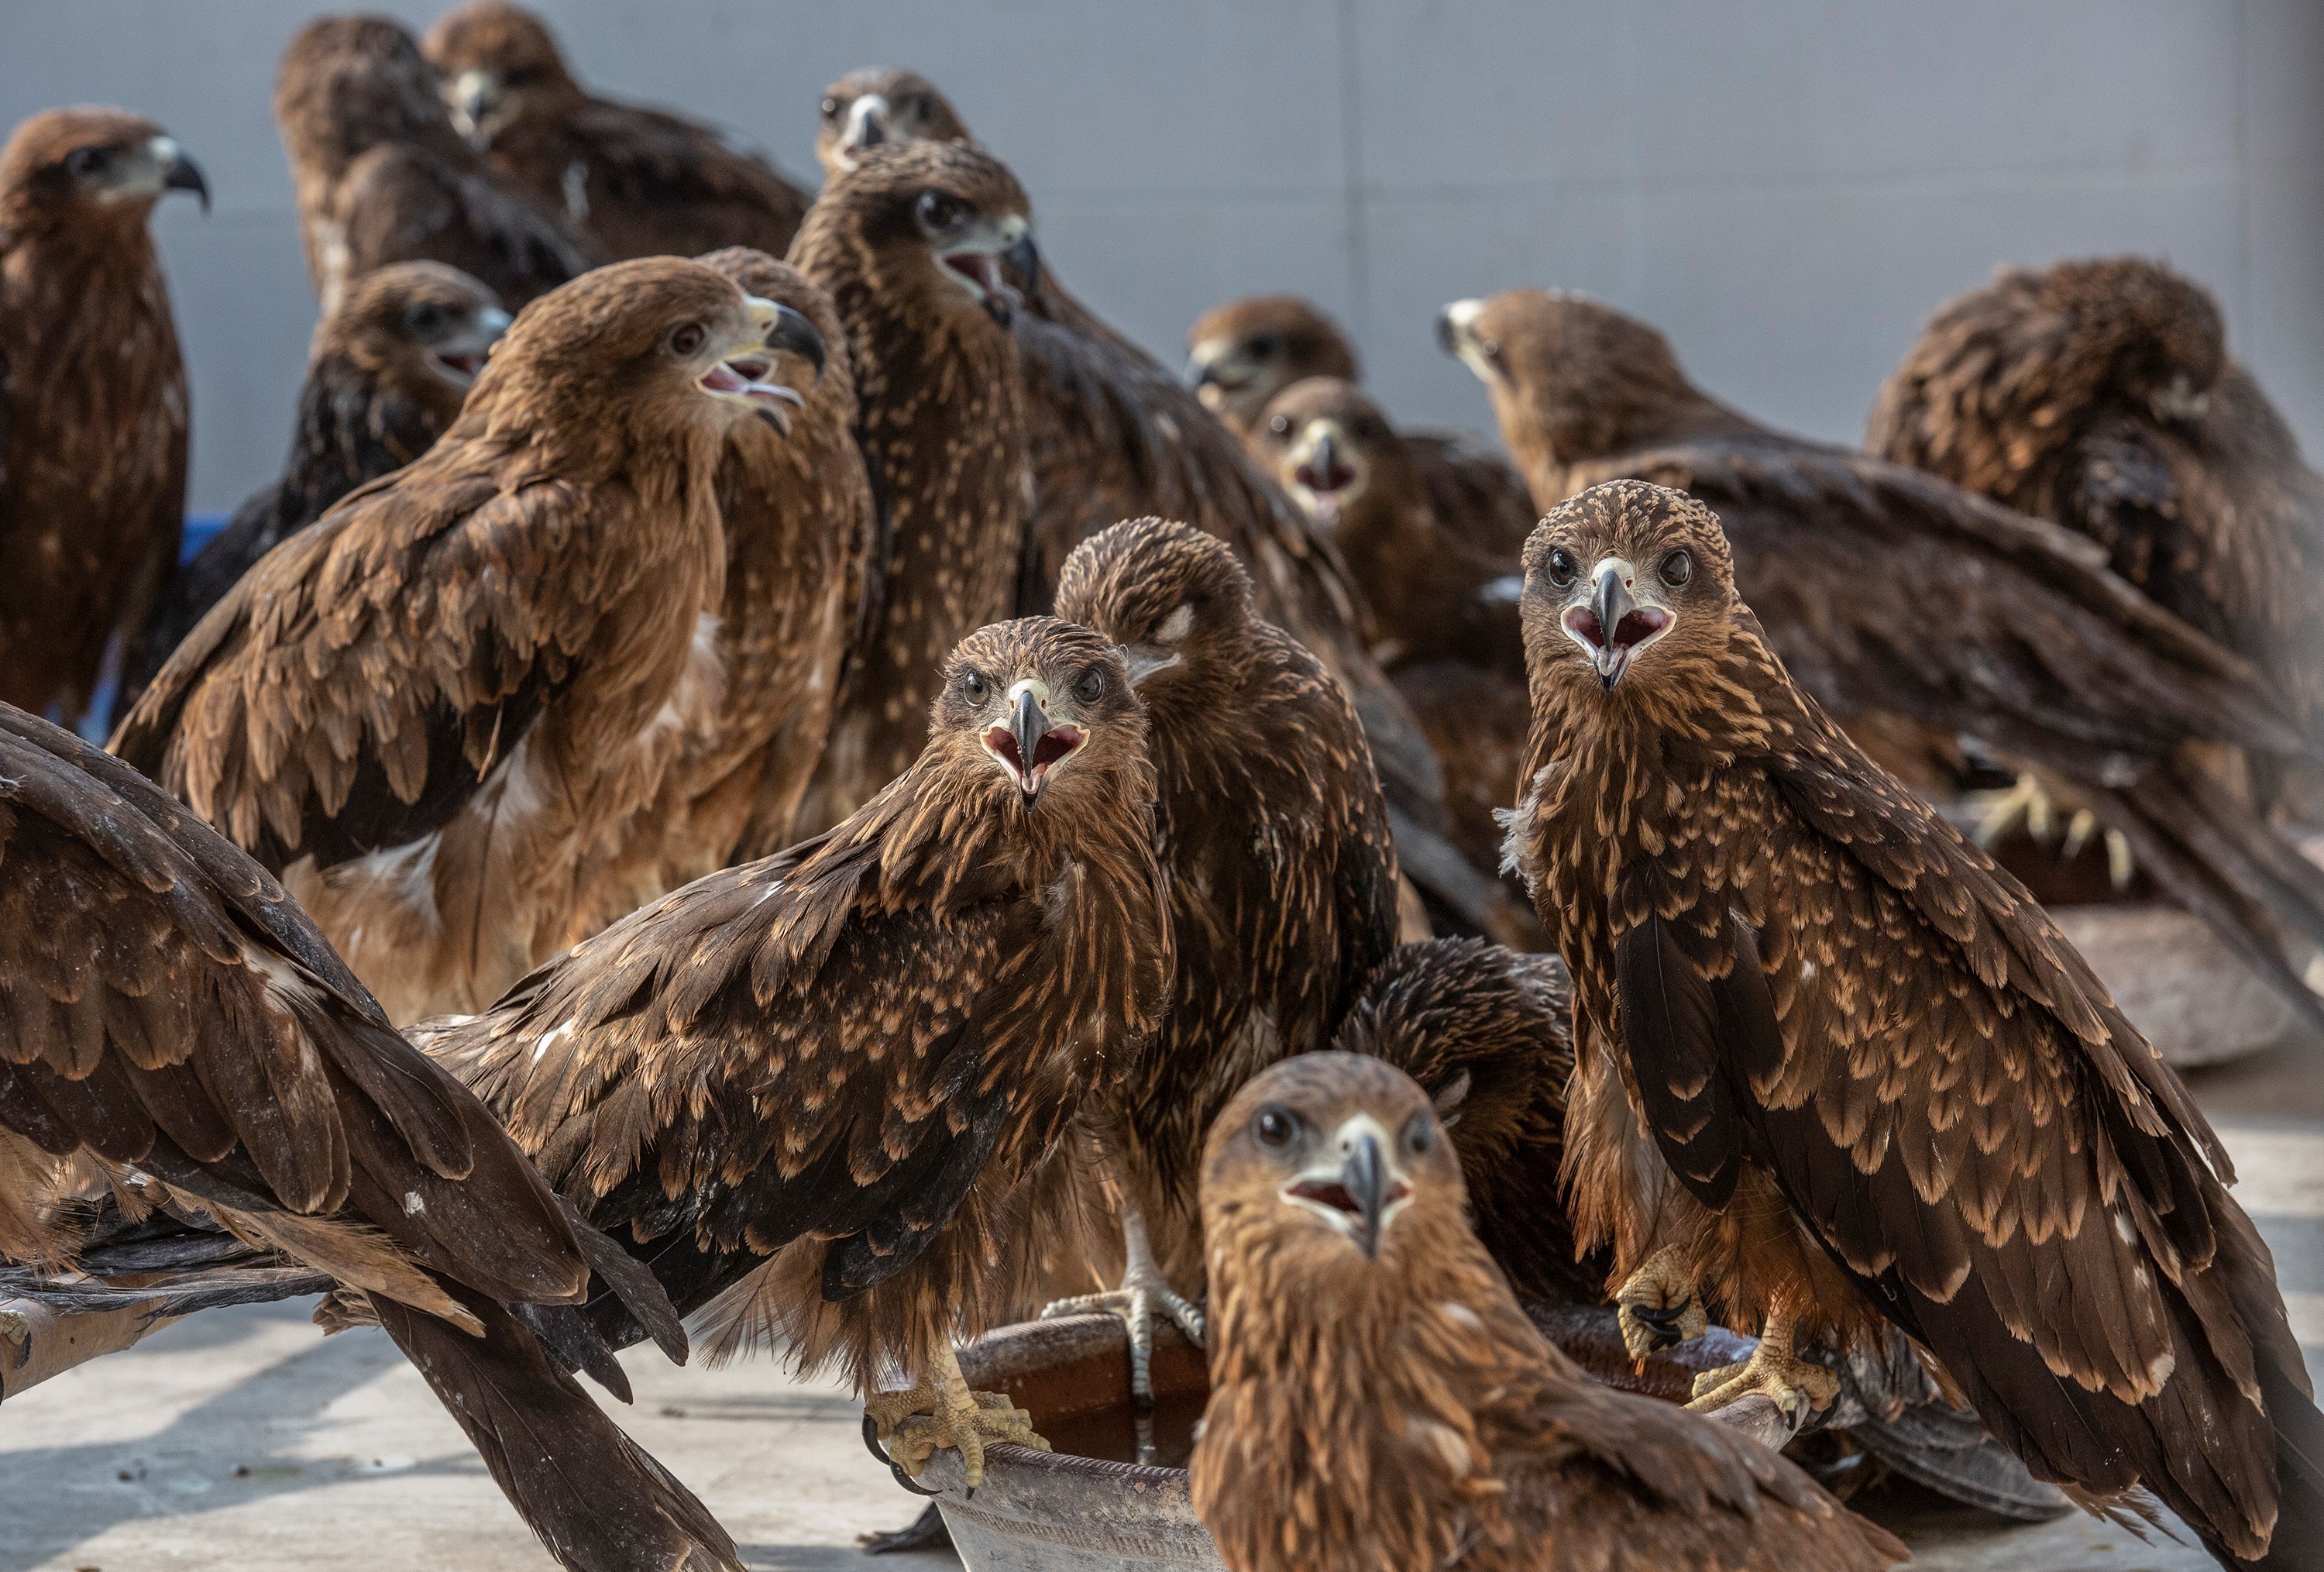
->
[1408, 430, 1538, 557]
[493, 101, 809, 262]
[1606, 665, 2319, 1561]
[339, 143, 592, 308]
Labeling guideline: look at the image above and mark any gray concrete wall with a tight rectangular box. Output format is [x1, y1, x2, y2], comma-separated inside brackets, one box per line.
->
[4, 1, 2319, 514]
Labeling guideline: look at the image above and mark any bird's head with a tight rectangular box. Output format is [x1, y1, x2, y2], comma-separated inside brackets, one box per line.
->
[1202, 1053, 1463, 1288]
[275, 16, 455, 168]
[1184, 295, 1357, 433]
[473, 256, 825, 443]
[0, 108, 208, 234]
[325, 260, 511, 405]
[933, 618, 1146, 814]
[801, 142, 1037, 331]
[695, 248, 852, 441]
[1437, 289, 1697, 481]
[1247, 377, 1410, 537]
[1521, 479, 1736, 699]
[2037, 257, 2228, 425]
[422, 1, 580, 148]
[1054, 517, 1259, 714]
[815, 67, 971, 177]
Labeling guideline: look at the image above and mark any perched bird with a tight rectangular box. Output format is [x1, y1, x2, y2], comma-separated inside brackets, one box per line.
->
[786, 141, 1037, 833]
[274, 13, 593, 315]
[423, 2, 810, 263]
[421, 617, 1174, 1489]
[1442, 287, 2324, 1029]
[1248, 376, 1530, 874]
[565, 246, 865, 927]
[1043, 518, 1399, 1395]
[1329, 937, 1599, 1306]
[0, 107, 206, 729]
[0, 703, 737, 1572]
[1868, 257, 2324, 807]
[113, 257, 822, 1025]
[125, 261, 511, 710]
[1188, 292, 1538, 556]
[814, 68, 975, 178]
[1508, 480, 2324, 1567]
[1190, 1052, 1909, 1572]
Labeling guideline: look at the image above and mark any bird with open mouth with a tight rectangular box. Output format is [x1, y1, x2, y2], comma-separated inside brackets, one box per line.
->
[1549, 546, 1676, 690]
[695, 294, 825, 435]
[980, 674, 1088, 804]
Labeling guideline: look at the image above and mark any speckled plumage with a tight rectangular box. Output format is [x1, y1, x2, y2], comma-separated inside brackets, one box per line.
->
[126, 261, 507, 711]
[1189, 292, 1536, 556]
[423, 2, 810, 264]
[1191, 1053, 1906, 1572]
[0, 108, 194, 728]
[0, 703, 735, 1572]
[421, 618, 1172, 1398]
[1052, 518, 1397, 1292]
[1446, 287, 2324, 1032]
[1508, 480, 2324, 1567]
[113, 259, 792, 1025]
[274, 15, 592, 316]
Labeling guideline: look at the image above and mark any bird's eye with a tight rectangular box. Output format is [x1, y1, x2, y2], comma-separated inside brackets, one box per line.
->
[66, 146, 105, 177]
[820, 96, 841, 119]
[961, 669, 988, 703]
[669, 322, 706, 356]
[1267, 413, 1292, 437]
[406, 302, 447, 335]
[1404, 1114, 1435, 1158]
[1480, 339, 1503, 360]
[916, 191, 966, 232]
[1659, 549, 1693, 588]
[1073, 666, 1105, 704]
[1249, 335, 1278, 360]
[1547, 548, 1579, 588]
[906, 94, 932, 119]
[1254, 1106, 1299, 1149]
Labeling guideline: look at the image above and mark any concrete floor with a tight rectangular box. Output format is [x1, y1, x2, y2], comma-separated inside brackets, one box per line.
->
[2, 1033, 2318, 1572]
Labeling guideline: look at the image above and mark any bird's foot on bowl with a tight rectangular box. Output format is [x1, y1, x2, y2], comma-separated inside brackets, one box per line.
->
[1685, 1308, 1839, 1422]
[1043, 1201, 1205, 1420]
[1614, 1246, 1707, 1359]
[1970, 774, 2137, 891]
[868, 1355, 1050, 1491]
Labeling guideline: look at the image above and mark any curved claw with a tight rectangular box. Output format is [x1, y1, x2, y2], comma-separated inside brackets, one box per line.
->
[863, 1412, 942, 1496]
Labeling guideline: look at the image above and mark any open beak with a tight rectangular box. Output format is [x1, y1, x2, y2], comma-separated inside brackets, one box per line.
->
[1559, 556, 1671, 691]
[1185, 340, 1250, 407]
[1284, 1116, 1410, 1261]
[982, 680, 1085, 807]
[939, 215, 1039, 328]
[449, 69, 502, 144]
[837, 94, 890, 170]
[698, 298, 824, 435]
[153, 138, 209, 213]
[1286, 420, 1361, 529]
[425, 304, 512, 387]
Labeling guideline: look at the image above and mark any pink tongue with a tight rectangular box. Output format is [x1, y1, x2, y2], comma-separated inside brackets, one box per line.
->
[700, 363, 745, 394]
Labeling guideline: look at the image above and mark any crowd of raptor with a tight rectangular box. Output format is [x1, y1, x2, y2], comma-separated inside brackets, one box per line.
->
[1, 7, 2321, 1570]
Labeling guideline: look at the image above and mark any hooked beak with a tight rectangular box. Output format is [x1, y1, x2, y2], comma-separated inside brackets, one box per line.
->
[697, 297, 824, 435]
[449, 69, 502, 144]
[154, 138, 209, 213]
[1559, 557, 1671, 691]
[1185, 339, 1250, 406]
[938, 215, 1039, 329]
[837, 94, 890, 170]
[982, 681, 1085, 806]
[1284, 1116, 1410, 1261]
[1286, 420, 1361, 529]
[1437, 298, 1493, 381]
[425, 304, 512, 387]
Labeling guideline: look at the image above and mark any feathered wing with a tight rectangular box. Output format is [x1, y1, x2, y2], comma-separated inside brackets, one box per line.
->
[1408, 430, 1539, 558]
[338, 143, 592, 308]
[500, 101, 809, 260]
[1583, 437, 2324, 1028]
[1604, 660, 2319, 1561]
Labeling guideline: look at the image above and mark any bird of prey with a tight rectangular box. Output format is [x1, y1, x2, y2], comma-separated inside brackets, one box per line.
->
[566, 246, 866, 927]
[273, 13, 593, 316]
[0, 703, 738, 1572]
[125, 261, 511, 710]
[1248, 375, 1531, 875]
[1043, 517, 1398, 1396]
[1190, 1051, 1910, 1572]
[1188, 292, 1537, 556]
[423, 2, 811, 263]
[0, 108, 206, 730]
[419, 617, 1174, 1489]
[1329, 937, 1600, 1306]
[1508, 479, 2324, 1567]
[786, 142, 1038, 834]
[1441, 287, 2324, 1030]
[1868, 257, 2324, 807]
[113, 257, 822, 1026]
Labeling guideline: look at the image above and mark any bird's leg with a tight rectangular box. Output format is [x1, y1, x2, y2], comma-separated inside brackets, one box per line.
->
[864, 1342, 1050, 1490]
[1614, 1244, 1708, 1359]
[1041, 1201, 1205, 1415]
[1685, 1303, 1841, 1421]
[1970, 771, 2056, 848]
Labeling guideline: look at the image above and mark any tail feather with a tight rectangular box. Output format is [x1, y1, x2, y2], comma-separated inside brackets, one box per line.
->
[370, 1288, 744, 1572]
